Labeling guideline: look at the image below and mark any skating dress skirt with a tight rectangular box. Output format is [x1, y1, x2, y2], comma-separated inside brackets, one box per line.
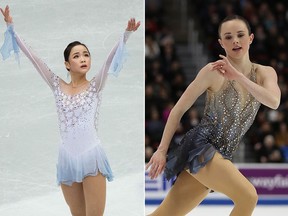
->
[53, 76, 114, 186]
[6, 24, 131, 186]
[165, 65, 261, 180]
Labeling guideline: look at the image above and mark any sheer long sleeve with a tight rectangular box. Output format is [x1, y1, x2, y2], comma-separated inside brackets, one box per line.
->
[1, 24, 57, 90]
[94, 30, 132, 92]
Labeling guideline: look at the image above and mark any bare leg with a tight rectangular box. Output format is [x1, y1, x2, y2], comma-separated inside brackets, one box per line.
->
[191, 152, 258, 216]
[61, 182, 86, 216]
[148, 170, 210, 216]
[83, 174, 106, 216]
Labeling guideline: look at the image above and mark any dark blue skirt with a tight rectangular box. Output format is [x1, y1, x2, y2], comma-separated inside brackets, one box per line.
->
[164, 121, 217, 181]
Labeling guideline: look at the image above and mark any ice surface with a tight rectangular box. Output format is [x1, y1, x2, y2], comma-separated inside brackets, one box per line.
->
[0, 0, 144, 215]
[146, 205, 288, 216]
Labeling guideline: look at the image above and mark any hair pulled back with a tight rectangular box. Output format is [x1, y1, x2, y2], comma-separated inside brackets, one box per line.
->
[218, 15, 251, 38]
[64, 41, 90, 62]
[63, 41, 90, 71]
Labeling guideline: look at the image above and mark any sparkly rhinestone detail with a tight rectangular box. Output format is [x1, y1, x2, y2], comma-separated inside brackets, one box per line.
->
[53, 76, 101, 134]
[203, 64, 260, 159]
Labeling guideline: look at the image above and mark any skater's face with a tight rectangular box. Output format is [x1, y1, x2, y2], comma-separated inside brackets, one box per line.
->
[218, 19, 254, 59]
[65, 45, 91, 74]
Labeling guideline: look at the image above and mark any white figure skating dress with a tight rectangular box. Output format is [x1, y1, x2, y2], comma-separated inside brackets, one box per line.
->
[1, 24, 131, 186]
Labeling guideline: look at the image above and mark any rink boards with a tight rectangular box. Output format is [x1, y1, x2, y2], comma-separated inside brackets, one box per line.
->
[145, 163, 288, 205]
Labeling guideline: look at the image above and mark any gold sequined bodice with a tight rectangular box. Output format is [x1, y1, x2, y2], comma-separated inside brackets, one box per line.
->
[202, 64, 261, 159]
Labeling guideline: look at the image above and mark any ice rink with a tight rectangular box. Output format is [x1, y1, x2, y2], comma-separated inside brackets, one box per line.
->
[0, 0, 144, 215]
[146, 205, 288, 216]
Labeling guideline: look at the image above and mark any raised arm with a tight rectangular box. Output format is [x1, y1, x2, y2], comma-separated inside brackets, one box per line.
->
[1, 5, 56, 89]
[94, 18, 140, 92]
[14, 29, 56, 89]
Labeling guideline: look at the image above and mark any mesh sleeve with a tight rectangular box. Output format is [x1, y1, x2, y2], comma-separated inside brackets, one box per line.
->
[15, 32, 57, 90]
[93, 30, 132, 92]
[1, 24, 57, 90]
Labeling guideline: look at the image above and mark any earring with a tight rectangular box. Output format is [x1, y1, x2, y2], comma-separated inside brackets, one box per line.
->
[67, 72, 70, 79]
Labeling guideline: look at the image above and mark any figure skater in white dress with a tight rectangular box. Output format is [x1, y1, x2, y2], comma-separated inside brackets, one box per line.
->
[1, 5, 140, 216]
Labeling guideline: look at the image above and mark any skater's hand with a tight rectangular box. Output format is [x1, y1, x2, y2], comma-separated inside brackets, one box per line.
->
[211, 55, 241, 81]
[0, 5, 13, 24]
[126, 18, 140, 31]
[145, 149, 166, 179]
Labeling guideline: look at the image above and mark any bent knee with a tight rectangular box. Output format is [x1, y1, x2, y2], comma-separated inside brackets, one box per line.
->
[247, 187, 258, 205]
[238, 185, 258, 206]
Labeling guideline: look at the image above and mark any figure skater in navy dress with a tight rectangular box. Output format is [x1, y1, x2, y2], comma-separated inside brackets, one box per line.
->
[146, 15, 280, 216]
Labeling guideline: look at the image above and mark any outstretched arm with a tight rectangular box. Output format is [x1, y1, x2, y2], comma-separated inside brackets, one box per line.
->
[1, 5, 57, 89]
[94, 18, 140, 92]
[146, 64, 218, 179]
